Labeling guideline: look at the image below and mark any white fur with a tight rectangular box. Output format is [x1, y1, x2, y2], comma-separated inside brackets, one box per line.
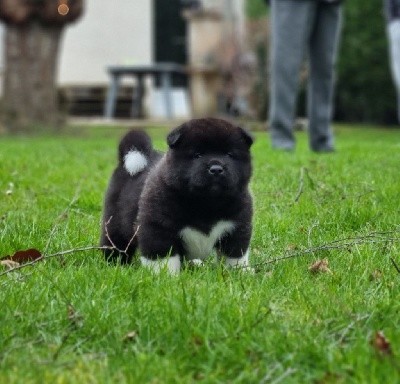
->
[180, 221, 235, 260]
[225, 249, 250, 268]
[124, 150, 148, 176]
[140, 255, 181, 275]
[188, 259, 204, 266]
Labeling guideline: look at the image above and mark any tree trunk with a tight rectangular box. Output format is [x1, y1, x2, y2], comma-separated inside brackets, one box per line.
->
[3, 21, 64, 131]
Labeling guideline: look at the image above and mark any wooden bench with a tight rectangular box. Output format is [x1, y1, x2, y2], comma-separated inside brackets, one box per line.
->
[104, 63, 188, 119]
[59, 85, 136, 118]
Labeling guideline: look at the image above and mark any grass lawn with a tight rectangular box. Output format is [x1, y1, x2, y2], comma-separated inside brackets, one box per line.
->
[0, 124, 399, 383]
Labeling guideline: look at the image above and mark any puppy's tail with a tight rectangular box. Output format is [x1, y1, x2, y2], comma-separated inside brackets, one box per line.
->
[118, 129, 154, 176]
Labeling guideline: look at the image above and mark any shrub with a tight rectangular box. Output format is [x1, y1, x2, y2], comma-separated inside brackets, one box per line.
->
[336, 1, 397, 124]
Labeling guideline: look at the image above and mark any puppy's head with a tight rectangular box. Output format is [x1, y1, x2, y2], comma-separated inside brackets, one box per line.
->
[165, 118, 253, 197]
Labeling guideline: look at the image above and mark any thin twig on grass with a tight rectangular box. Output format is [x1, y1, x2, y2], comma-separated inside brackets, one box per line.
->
[307, 220, 319, 249]
[0, 245, 113, 277]
[0, 215, 139, 277]
[390, 257, 400, 274]
[252, 231, 400, 270]
[294, 167, 305, 203]
[52, 330, 73, 362]
[124, 225, 140, 254]
[104, 216, 117, 250]
[337, 313, 371, 345]
[1, 231, 400, 277]
[44, 185, 81, 254]
[104, 216, 139, 253]
[104, 216, 139, 258]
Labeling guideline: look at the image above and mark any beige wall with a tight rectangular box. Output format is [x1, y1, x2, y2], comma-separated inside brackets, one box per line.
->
[59, 0, 152, 85]
[0, 1, 245, 88]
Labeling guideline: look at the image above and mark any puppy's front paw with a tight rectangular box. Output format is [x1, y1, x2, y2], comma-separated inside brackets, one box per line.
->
[140, 255, 181, 275]
[188, 259, 204, 267]
[224, 251, 254, 273]
[185, 258, 205, 271]
[236, 265, 255, 274]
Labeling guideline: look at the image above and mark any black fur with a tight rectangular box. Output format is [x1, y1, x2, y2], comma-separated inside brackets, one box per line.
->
[100, 118, 253, 266]
[100, 130, 161, 263]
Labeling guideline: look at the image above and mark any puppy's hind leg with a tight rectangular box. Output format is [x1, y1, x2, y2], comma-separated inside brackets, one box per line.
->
[102, 244, 135, 265]
[100, 231, 136, 264]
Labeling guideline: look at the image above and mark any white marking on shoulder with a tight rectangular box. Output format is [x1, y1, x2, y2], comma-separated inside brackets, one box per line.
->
[140, 255, 181, 275]
[124, 150, 148, 176]
[180, 220, 235, 260]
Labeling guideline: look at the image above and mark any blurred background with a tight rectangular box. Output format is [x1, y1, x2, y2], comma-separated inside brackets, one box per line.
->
[0, 0, 397, 132]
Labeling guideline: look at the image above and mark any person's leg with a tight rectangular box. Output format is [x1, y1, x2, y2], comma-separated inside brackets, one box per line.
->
[268, 0, 315, 150]
[308, 3, 342, 152]
[387, 20, 400, 123]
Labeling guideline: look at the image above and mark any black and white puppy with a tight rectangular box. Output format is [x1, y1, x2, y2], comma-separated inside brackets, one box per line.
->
[100, 118, 253, 274]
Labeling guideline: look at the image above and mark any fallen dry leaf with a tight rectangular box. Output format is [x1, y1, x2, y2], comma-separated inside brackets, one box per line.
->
[285, 243, 298, 252]
[123, 331, 138, 342]
[1, 248, 42, 264]
[369, 269, 383, 281]
[5, 182, 14, 196]
[0, 259, 20, 269]
[308, 258, 332, 274]
[191, 335, 204, 347]
[371, 331, 392, 355]
[67, 304, 83, 327]
[315, 372, 343, 384]
[67, 304, 77, 321]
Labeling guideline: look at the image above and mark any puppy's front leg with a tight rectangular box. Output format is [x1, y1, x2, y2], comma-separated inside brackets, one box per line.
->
[140, 255, 181, 275]
[224, 249, 250, 268]
[138, 223, 183, 274]
[217, 230, 252, 271]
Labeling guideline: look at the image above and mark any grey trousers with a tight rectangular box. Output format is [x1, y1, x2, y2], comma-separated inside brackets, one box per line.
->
[268, 0, 343, 151]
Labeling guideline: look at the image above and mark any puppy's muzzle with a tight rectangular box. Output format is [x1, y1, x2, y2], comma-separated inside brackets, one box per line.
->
[208, 163, 224, 176]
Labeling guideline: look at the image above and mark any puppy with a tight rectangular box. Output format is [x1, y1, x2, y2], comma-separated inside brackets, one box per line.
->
[100, 118, 253, 273]
[100, 130, 161, 264]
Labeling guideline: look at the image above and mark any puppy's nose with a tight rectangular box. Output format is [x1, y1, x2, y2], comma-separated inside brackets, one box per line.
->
[208, 164, 224, 176]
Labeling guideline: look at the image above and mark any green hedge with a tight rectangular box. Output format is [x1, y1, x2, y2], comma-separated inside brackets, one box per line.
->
[336, 1, 397, 124]
[246, 0, 267, 19]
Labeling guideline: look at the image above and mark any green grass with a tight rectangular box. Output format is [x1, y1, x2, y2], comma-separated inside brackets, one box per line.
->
[0, 124, 399, 383]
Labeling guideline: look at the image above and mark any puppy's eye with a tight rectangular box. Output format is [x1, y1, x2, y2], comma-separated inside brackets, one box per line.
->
[194, 152, 202, 159]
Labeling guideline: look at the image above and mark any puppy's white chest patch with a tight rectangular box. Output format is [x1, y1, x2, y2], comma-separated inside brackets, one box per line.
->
[179, 221, 235, 260]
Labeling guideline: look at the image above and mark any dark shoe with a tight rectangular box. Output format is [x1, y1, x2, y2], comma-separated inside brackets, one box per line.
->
[272, 142, 295, 152]
[312, 147, 335, 153]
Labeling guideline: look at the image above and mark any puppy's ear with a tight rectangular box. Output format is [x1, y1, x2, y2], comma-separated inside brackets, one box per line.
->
[167, 125, 184, 148]
[239, 127, 254, 147]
